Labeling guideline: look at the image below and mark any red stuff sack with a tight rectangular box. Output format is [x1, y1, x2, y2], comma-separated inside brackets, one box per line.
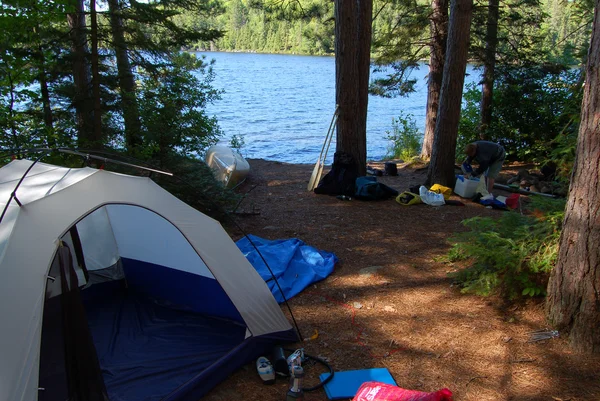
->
[353, 381, 453, 401]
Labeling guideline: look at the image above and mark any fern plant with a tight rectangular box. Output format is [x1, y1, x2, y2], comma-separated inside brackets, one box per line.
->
[447, 197, 565, 299]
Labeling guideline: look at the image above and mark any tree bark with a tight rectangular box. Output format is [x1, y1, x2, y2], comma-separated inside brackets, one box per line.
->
[422, 0, 449, 159]
[334, 0, 373, 176]
[108, 0, 143, 153]
[67, 0, 94, 146]
[37, 46, 55, 145]
[4, 64, 19, 144]
[546, 1, 600, 353]
[89, 0, 103, 149]
[479, 0, 499, 140]
[426, 0, 474, 187]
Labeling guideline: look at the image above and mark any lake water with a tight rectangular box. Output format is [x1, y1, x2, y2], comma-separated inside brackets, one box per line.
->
[199, 51, 482, 164]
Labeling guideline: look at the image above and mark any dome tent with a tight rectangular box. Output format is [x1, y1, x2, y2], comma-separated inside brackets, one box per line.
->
[0, 159, 298, 401]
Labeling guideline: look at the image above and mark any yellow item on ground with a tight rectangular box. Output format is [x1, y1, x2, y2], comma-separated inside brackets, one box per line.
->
[306, 329, 319, 341]
[430, 183, 453, 200]
[396, 192, 422, 206]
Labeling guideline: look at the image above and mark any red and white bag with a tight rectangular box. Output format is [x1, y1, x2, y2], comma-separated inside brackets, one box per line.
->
[353, 381, 453, 401]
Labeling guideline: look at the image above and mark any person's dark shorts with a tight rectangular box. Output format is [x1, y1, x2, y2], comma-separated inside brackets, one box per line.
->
[486, 149, 505, 179]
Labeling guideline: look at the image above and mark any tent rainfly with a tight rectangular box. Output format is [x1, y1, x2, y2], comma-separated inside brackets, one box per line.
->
[0, 159, 298, 401]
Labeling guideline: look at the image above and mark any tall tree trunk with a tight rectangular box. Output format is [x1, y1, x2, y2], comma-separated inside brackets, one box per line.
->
[4, 65, 19, 145]
[426, 0, 474, 187]
[108, 0, 142, 153]
[37, 46, 55, 147]
[89, 0, 103, 149]
[479, 0, 499, 140]
[546, 1, 600, 354]
[67, 0, 94, 146]
[422, 0, 449, 159]
[334, 0, 373, 176]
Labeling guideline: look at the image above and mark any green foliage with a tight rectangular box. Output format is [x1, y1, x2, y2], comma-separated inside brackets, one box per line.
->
[457, 65, 583, 168]
[471, 0, 549, 67]
[152, 153, 241, 220]
[193, 0, 335, 55]
[0, 0, 74, 147]
[0, 0, 238, 220]
[455, 83, 481, 160]
[369, 61, 418, 98]
[384, 112, 422, 160]
[229, 134, 246, 153]
[447, 197, 566, 299]
[541, 0, 595, 66]
[137, 52, 223, 164]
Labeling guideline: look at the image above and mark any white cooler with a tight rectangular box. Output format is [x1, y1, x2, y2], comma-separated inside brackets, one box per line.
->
[454, 176, 480, 198]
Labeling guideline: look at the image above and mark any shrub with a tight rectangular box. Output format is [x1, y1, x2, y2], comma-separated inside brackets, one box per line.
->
[138, 52, 223, 163]
[229, 134, 246, 154]
[151, 153, 241, 221]
[447, 197, 565, 299]
[385, 112, 422, 161]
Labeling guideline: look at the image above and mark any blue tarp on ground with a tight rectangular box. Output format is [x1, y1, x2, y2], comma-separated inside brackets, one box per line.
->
[236, 235, 337, 303]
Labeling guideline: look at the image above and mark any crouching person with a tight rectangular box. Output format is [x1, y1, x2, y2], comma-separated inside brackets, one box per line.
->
[463, 141, 506, 196]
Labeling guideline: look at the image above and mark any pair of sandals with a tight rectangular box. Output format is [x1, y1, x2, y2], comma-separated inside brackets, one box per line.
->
[256, 356, 275, 385]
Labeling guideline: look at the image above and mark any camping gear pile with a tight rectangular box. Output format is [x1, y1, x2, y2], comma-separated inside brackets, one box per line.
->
[313, 151, 398, 201]
[396, 184, 460, 207]
[0, 159, 297, 401]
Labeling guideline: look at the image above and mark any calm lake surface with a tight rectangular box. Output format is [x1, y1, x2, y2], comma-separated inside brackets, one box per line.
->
[199, 51, 482, 164]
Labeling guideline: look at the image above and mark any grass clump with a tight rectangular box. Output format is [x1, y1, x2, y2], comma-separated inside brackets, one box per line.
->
[447, 197, 565, 299]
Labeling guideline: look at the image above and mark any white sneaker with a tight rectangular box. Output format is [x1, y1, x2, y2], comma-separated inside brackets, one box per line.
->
[256, 356, 275, 385]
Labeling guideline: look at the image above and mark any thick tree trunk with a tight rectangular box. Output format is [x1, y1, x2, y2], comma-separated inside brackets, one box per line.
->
[426, 0, 473, 187]
[89, 0, 103, 149]
[546, 1, 600, 353]
[108, 0, 142, 153]
[479, 0, 499, 140]
[422, 0, 449, 159]
[334, 0, 373, 176]
[67, 0, 94, 146]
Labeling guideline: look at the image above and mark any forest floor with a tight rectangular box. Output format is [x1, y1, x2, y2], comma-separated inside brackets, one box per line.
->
[204, 159, 600, 401]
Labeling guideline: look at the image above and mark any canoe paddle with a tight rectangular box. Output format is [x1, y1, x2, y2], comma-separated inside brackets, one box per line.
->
[307, 105, 339, 191]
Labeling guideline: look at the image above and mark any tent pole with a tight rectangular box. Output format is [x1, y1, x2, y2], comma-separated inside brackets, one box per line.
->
[0, 151, 52, 224]
[57, 149, 173, 176]
[238, 232, 304, 342]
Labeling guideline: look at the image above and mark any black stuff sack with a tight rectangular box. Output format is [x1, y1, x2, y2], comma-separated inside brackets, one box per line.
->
[314, 151, 359, 196]
[384, 162, 398, 176]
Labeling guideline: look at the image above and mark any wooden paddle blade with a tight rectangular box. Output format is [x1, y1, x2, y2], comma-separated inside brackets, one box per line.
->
[307, 161, 322, 191]
[308, 105, 339, 191]
[314, 163, 324, 189]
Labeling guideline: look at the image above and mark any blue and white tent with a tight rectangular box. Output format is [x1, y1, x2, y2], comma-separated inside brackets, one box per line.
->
[0, 159, 298, 401]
